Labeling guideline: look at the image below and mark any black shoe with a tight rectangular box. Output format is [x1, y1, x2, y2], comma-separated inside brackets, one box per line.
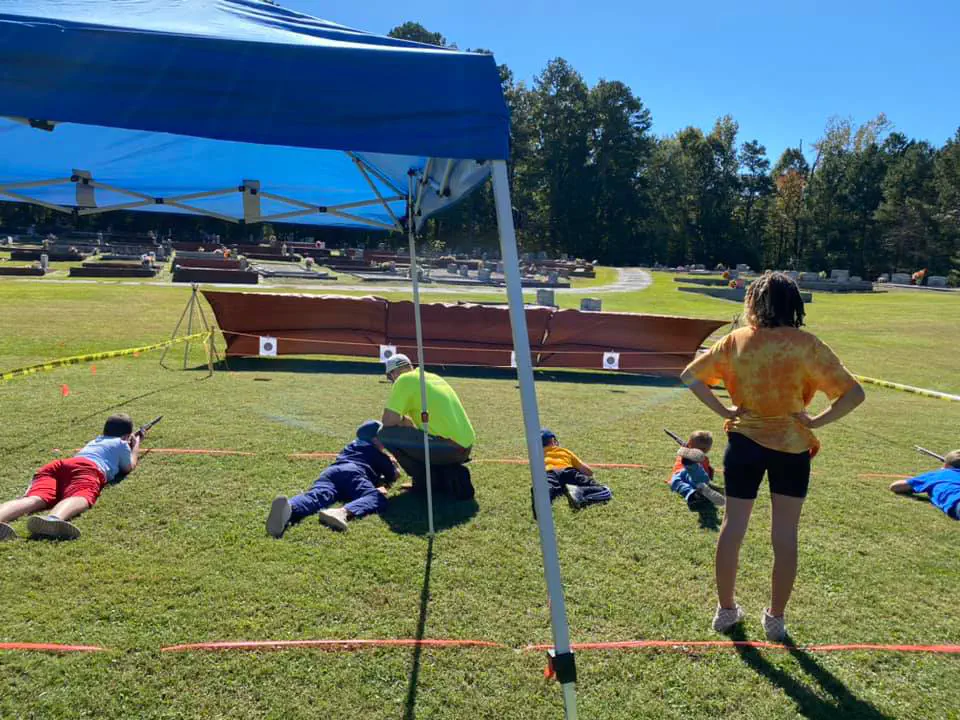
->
[686, 493, 708, 511]
[449, 465, 475, 501]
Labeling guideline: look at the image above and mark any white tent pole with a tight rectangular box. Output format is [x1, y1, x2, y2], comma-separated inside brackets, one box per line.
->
[407, 172, 436, 538]
[491, 160, 577, 719]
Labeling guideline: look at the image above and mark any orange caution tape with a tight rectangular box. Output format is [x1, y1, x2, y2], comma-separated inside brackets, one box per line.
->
[0, 642, 106, 653]
[161, 639, 506, 653]
[527, 640, 960, 654]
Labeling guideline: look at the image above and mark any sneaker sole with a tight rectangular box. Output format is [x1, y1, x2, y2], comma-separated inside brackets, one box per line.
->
[26, 516, 81, 540]
[698, 486, 726, 507]
[317, 511, 348, 532]
[266, 496, 292, 538]
[0, 522, 18, 541]
[564, 487, 584, 509]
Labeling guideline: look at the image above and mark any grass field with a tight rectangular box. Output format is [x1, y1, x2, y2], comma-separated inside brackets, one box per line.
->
[0, 271, 958, 719]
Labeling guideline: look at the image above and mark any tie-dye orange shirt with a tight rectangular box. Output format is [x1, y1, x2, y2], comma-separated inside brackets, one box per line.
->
[684, 326, 858, 455]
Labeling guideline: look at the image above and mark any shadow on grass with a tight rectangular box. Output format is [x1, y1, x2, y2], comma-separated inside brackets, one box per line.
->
[219, 357, 685, 388]
[382, 490, 478, 537]
[731, 627, 892, 720]
[696, 503, 720, 531]
[403, 536, 434, 720]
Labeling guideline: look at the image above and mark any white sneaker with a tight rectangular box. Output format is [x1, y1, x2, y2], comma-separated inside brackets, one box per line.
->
[712, 604, 745, 633]
[0, 522, 18, 541]
[266, 496, 292, 538]
[27, 515, 81, 541]
[317, 507, 349, 532]
[762, 608, 787, 642]
[696, 483, 726, 507]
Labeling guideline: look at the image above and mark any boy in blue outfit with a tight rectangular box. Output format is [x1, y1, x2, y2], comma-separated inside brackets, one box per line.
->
[266, 421, 398, 537]
[890, 450, 960, 520]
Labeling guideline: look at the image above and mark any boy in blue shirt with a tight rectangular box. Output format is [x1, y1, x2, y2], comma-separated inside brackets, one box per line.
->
[266, 421, 398, 537]
[890, 450, 960, 520]
[0, 414, 140, 541]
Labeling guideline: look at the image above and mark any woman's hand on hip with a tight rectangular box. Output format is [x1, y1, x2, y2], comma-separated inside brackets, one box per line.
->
[793, 411, 819, 429]
[722, 405, 744, 421]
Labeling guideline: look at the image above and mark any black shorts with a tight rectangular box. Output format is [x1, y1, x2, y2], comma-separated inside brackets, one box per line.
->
[723, 432, 811, 500]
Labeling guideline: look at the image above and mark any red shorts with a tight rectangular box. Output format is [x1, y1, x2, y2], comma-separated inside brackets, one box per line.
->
[27, 457, 107, 507]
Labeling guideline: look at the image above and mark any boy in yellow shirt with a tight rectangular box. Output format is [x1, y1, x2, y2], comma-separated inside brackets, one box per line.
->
[535, 429, 612, 514]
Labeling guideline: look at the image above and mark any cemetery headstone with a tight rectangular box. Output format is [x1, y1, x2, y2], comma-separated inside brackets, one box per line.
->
[537, 289, 555, 306]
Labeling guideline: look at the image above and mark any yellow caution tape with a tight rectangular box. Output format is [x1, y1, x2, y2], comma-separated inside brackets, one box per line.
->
[0, 332, 212, 383]
[854, 375, 960, 403]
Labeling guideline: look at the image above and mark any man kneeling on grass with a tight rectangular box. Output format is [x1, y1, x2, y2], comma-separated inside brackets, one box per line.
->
[266, 421, 398, 537]
[889, 449, 960, 520]
[0, 414, 140, 541]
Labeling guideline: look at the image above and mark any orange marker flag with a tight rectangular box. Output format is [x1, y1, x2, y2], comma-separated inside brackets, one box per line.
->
[91, 365, 97, 375]
[60, 384, 70, 398]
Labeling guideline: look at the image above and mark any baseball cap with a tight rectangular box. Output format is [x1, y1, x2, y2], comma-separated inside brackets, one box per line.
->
[541, 429, 557, 447]
[356, 420, 382, 442]
[385, 353, 412, 375]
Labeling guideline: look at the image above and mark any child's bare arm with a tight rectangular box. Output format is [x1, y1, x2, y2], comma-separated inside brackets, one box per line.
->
[889, 480, 914, 495]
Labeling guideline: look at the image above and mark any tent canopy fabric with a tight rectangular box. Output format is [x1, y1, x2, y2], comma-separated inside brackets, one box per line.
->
[0, 0, 509, 159]
[0, 0, 507, 229]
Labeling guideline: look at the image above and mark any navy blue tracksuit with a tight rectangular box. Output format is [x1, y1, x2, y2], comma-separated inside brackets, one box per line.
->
[289, 440, 397, 522]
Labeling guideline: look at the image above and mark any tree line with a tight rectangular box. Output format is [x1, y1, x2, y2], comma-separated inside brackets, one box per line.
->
[390, 23, 960, 282]
[1, 21, 957, 283]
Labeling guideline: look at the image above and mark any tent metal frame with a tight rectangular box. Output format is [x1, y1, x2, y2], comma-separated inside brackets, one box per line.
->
[0, 150, 408, 232]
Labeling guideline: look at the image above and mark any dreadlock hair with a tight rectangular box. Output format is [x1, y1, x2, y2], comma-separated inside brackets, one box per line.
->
[945, 450, 960, 469]
[743, 271, 806, 329]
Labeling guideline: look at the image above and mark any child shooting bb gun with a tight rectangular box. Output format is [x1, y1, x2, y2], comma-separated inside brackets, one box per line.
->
[890, 446, 960, 520]
[0, 414, 161, 541]
[665, 428, 725, 510]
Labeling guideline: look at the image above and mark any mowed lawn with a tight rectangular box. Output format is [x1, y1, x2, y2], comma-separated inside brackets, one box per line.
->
[0, 274, 958, 720]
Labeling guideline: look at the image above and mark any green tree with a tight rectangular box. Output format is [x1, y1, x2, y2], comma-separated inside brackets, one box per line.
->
[387, 22, 447, 47]
[735, 140, 772, 268]
[587, 80, 654, 263]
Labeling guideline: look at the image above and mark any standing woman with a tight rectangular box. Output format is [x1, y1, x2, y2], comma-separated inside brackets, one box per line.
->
[681, 272, 865, 640]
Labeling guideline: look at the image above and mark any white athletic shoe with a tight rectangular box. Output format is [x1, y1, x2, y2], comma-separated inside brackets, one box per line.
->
[696, 483, 726, 507]
[712, 604, 745, 634]
[26, 515, 81, 541]
[762, 608, 787, 642]
[266, 496, 292, 538]
[0, 522, 18, 541]
[317, 507, 349, 532]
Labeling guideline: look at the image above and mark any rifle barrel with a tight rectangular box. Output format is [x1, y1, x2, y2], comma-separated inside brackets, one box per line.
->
[664, 428, 685, 447]
[914, 445, 945, 462]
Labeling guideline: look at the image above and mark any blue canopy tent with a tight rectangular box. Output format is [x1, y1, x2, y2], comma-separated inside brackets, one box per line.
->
[0, 1, 579, 715]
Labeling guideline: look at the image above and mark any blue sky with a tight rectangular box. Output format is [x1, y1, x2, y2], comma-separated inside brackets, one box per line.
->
[287, 0, 959, 164]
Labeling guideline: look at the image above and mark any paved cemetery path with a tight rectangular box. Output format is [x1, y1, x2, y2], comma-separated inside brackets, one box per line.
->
[6, 267, 653, 295]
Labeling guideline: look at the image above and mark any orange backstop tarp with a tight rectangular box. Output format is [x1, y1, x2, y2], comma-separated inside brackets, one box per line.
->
[203, 291, 726, 377]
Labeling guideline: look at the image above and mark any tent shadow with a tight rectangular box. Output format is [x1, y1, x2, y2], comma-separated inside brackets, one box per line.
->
[730, 627, 893, 720]
[218, 357, 685, 388]
[382, 491, 478, 536]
